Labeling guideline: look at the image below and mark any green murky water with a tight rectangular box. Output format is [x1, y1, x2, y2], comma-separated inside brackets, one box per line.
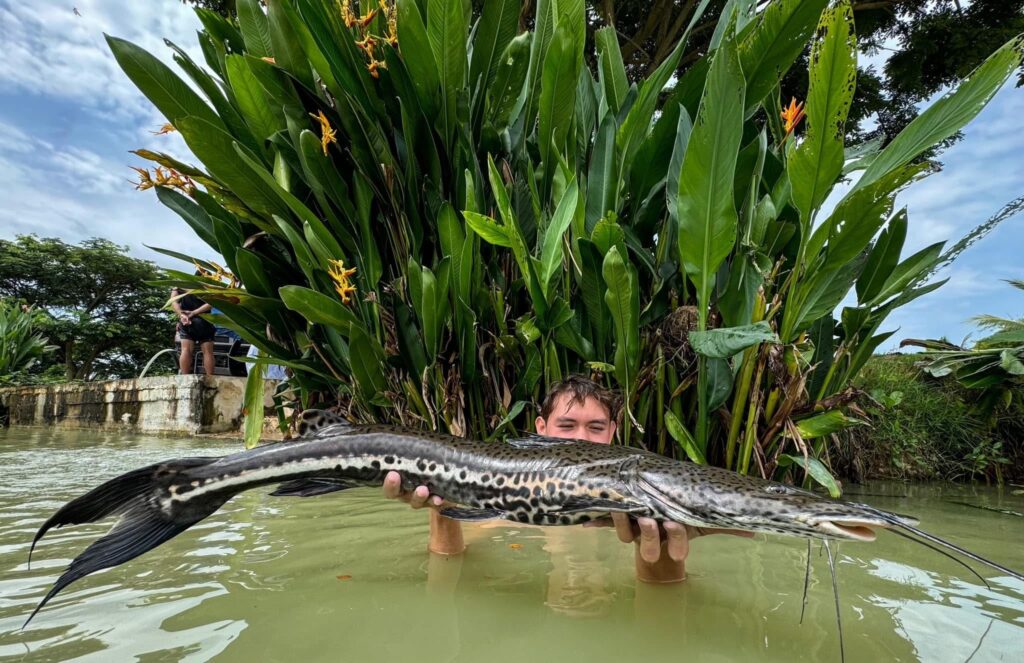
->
[1, 428, 1022, 662]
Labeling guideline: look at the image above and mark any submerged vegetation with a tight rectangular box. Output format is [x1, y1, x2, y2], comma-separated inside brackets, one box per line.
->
[114, 0, 1024, 492]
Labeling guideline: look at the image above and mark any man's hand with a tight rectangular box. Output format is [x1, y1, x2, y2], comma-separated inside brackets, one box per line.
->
[587, 513, 754, 563]
[179, 312, 191, 326]
[382, 471, 443, 508]
[382, 471, 464, 555]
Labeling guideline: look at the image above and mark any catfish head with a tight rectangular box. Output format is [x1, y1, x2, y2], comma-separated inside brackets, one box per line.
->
[632, 459, 916, 542]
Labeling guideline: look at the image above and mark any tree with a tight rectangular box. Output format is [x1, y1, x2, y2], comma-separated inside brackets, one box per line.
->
[0, 237, 176, 380]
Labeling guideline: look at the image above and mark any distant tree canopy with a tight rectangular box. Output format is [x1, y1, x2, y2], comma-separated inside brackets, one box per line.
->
[0, 237, 175, 381]
[184, 0, 1024, 149]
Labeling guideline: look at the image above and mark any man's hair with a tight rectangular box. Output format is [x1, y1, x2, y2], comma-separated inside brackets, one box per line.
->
[539, 374, 620, 422]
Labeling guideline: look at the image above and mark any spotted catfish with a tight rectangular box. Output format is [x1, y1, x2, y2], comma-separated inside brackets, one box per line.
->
[25, 410, 1024, 627]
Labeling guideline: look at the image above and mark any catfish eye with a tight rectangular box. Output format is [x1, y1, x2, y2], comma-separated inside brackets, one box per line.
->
[765, 485, 791, 495]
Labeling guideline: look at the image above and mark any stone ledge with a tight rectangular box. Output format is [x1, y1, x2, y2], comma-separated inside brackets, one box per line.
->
[0, 375, 277, 434]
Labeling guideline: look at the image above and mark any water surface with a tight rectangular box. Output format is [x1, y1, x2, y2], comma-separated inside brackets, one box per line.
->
[1, 428, 1022, 661]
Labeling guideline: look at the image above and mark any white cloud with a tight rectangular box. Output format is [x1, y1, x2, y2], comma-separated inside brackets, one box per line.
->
[0, 118, 33, 153]
[0, 119, 216, 267]
[0, 0, 205, 126]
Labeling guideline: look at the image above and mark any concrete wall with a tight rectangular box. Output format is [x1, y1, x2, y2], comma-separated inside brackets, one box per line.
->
[0, 375, 274, 434]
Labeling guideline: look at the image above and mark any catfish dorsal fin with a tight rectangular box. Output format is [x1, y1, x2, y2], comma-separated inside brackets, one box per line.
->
[505, 433, 579, 449]
[297, 409, 355, 438]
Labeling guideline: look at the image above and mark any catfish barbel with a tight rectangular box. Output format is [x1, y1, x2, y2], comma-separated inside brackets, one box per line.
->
[24, 410, 1024, 637]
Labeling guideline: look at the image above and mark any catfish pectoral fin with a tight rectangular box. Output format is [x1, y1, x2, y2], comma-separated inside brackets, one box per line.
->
[553, 497, 649, 515]
[439, 507, 507, 521]
[270, 478, 357, 497]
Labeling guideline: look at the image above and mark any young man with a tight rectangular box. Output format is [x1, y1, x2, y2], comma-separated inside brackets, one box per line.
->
[383, 375, 751, 583]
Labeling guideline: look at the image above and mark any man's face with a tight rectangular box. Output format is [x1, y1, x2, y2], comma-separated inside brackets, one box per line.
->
[535, 393, 616, 444]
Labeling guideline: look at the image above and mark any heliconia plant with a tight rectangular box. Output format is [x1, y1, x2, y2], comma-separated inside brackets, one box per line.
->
[114, 0, 1023, 493]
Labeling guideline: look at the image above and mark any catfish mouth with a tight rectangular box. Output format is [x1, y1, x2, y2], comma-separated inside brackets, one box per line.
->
[815, 520, 885, 542]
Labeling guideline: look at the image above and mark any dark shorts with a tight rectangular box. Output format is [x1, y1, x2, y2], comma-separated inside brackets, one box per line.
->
[178, 317, 216, 343]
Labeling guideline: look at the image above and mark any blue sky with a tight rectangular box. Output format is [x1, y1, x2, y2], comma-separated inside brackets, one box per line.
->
[1, 1, 1021, 347]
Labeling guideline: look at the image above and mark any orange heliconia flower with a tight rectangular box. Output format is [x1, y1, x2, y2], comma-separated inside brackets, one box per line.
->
[781, 97, 806, 137]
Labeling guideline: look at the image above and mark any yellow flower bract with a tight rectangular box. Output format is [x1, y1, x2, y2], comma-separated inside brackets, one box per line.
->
[328, 258, 358, 304]
[310, 110, 337, 156]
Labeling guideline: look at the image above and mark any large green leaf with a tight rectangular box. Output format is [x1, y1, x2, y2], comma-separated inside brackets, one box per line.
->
[463, 211, 511, 247]
[595, 26, 629, 114]
[603, 246, 640, 395]
[279, 285, 360, 331]
[105, 36, 221, 130]
[235, 248, 275, 298]
[486, 32, 531, 130]
[109, 37, 287, 216]
[469, 0, 519, 97]
[522, 0, 556, 129]
[788, 0, 856, 220]
[267, 0, 314, 89]
[778, 454, 841, 498]
[577, 239, 608, 354]
[243, 361, 267, 449]
[665, 410, 707, 464]
[856, 210, 907, 303]
[690, 322, 779, 359]
[538, 22, 579, 191]
[791, 252, 866, 335]
[408, 259, 450, 364]
[665, 106, 693, 227]
[437, 202, 471, 301]
[164, 40, 260, 154]
[427, 0, 468, 148]
[539, 179, 579, 297]
[155, 187, 217, 251]
[398, 0, 440, 114]
[348, 322, 388, 403]
[856, 34, 1024, 191]
[585, 114, 618, 230]
[794, 410, 864, 438]
[676, 38, 745, 321]
[738, 0, 829, 110]
[805, 163, 927, 267]
[226, 55, 283, 143]
[866, 241, 945, 306]
[237, 0, 273, 58]
[707, 357, 734, 410]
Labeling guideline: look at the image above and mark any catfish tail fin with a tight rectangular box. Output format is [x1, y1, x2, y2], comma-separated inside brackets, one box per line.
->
[25, 456, 227, 627]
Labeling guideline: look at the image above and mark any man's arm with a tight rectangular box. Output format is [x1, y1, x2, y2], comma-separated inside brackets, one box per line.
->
[595, 513, 754, 583]
[382, 472, 465, 555]
[170, 289, 190, 326]
[188, 302, 213, 318]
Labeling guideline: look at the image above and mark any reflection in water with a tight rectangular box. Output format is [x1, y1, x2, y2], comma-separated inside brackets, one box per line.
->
[1, 427, 1022, 661]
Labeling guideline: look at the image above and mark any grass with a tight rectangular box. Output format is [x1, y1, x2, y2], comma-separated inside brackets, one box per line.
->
[837, 354, 1023, 482]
